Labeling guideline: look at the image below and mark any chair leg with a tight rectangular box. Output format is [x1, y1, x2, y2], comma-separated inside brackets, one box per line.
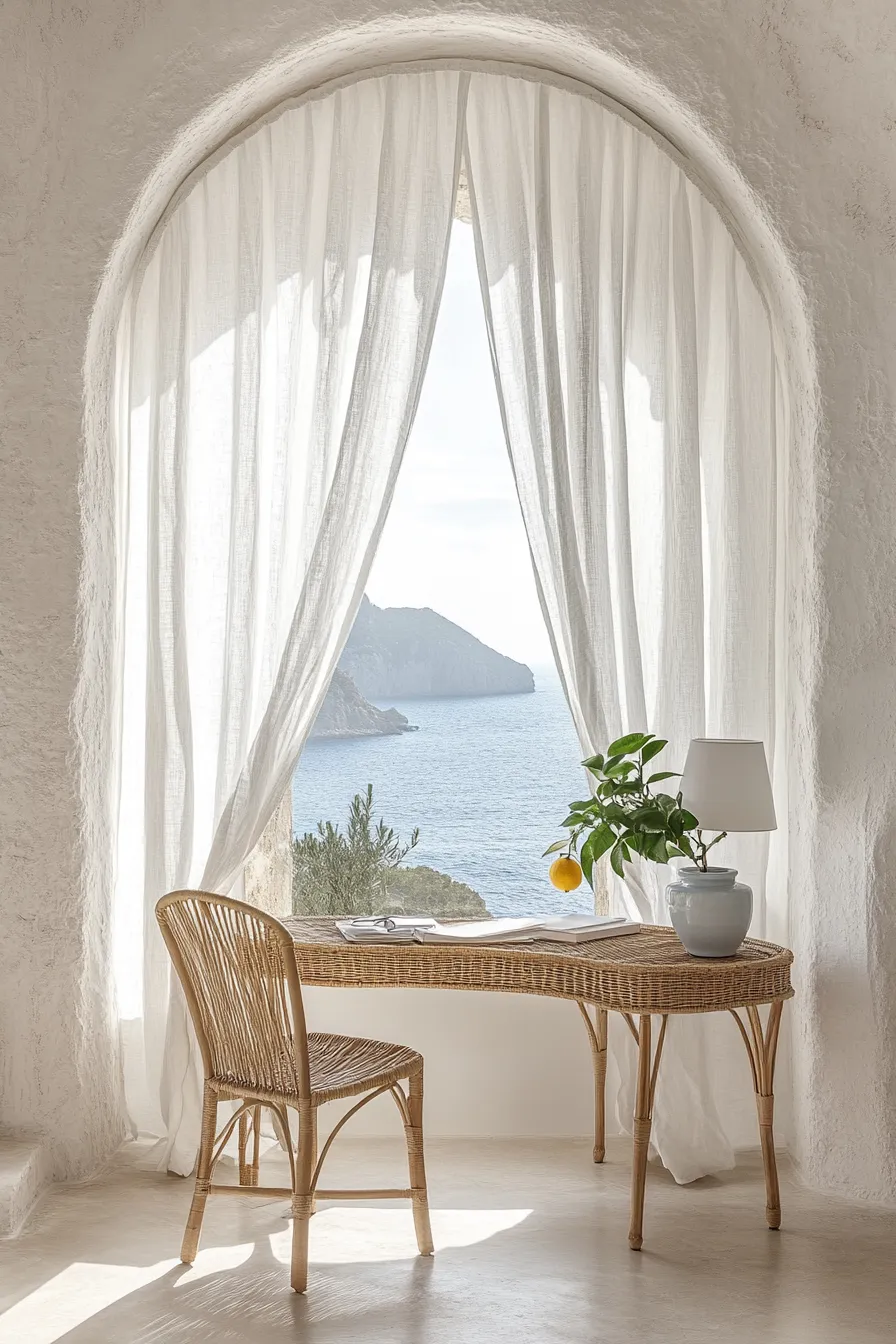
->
[181, 1083, 217, 1264]
[238, 1109, 251, 1186]
[250, 1104, 262, 1186]
[405, 1069, 434, 1256]
[308, 1108, 318, 1215]
[291, 1103, 315, 1293]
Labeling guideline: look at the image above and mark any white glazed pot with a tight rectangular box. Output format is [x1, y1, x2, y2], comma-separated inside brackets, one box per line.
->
[665, 867, 752, 958]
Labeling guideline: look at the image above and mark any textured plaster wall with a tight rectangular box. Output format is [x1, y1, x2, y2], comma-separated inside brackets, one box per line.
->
[1, 1, 894, 1202]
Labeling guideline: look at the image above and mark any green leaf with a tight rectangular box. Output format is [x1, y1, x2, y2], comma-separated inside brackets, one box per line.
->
[668, 809, 686, 837]
[562, 813, 588, 827]
[639, 738, 668, 764]
[602, 803, 628, 823]
[542, 839, 571, 857]
[602, 753, 624, 771]
[610, 842, 627, 878]
[579, 826, 611, 887]
[649, 833, 671, 862]
[593, 825, 617, 860]
[656, 793, 678, 814]
[679, 810, 700, 831]
[604, 761, 636, 778]
[581, 754, 604, 772]
[580, 843, 595, 888]
[607, 732, 651, 756]
[576, 830, 594, 882]
[629, 805, 666, 824]
[639, 812, 668, 831]
[647, 771, 680, 784]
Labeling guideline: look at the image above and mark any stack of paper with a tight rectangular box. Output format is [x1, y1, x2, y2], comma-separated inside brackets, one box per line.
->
[536, 915, 642, 944]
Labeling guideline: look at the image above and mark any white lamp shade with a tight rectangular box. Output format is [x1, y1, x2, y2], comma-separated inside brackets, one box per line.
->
[679, 739, 777, 833]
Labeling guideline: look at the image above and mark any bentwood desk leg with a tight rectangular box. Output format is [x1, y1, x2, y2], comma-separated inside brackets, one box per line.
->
[730, 1000, 784, 1229]
[576, 1003, 609, 1162]
[627, 1013, 668, 1250]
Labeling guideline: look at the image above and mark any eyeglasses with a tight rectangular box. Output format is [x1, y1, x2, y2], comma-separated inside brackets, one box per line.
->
[349, 916, 399, 932]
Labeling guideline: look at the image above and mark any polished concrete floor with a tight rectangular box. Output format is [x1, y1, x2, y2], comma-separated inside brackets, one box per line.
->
[1, 1138, 894, 1343]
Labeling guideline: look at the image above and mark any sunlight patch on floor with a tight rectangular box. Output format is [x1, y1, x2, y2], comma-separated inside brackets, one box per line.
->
[268, 1207, 533, 1264]
[0, 1245, 255, 1344]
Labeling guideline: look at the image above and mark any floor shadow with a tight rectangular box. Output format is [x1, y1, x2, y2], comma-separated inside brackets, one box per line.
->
[4, 1140, 896, 1344]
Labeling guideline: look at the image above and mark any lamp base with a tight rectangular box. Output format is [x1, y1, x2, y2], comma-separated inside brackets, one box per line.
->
[666, 867, 753, 957]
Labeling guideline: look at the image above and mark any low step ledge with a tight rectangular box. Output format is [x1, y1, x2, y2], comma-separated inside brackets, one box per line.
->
[0, 1140, 48, 1237]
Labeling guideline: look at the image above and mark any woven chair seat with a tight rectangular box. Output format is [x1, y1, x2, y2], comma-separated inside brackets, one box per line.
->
[308, 1031, 422, 1105]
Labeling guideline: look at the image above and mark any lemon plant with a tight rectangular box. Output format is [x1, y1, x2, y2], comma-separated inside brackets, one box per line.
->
[545, 732, 720, 887]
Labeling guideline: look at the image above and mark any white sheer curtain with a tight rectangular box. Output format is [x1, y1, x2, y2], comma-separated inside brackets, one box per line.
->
[466, 72, 782, 1182]
[112, 70, 465, 1174]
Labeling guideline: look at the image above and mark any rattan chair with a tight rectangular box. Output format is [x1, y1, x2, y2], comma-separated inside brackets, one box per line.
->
[156, 890, 433, 1293]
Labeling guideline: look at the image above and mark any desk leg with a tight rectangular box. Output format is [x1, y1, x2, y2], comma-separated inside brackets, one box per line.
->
[576, 1003, 608, 1162]
[730, 1001, 784, 1229]
[628, 1013, 668, 1250]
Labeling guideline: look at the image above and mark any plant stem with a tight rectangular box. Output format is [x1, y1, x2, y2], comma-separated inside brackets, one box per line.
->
[694, 829, 727, 871]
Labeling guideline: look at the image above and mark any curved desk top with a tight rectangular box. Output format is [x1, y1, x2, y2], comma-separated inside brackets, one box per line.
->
[285, 919, 793, 1016]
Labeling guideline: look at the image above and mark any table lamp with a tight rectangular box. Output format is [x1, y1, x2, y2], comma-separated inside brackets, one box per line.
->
[667, 738, 776, 957]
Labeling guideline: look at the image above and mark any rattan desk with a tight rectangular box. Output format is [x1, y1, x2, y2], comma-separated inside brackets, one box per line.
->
[285, 919, 794, 1249]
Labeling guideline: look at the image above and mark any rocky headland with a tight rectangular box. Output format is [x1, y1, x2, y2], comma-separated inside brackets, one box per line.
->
[340, 596, 535, 699]
[310, 599, 535, 739]
[309, 668, 416, 740]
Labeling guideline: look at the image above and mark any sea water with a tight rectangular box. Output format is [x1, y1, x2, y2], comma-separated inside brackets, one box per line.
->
[291, 668, 594, 917]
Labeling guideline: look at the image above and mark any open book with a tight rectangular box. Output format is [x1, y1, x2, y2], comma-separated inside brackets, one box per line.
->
[412, 918, 545, 945]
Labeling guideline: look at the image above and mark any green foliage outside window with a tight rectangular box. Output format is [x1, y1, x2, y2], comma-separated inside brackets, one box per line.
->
[292, 784, 419, 916]
[292, 785, 490, 918]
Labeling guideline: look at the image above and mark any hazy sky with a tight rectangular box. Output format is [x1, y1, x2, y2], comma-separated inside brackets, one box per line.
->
[365, 222, 554, 668]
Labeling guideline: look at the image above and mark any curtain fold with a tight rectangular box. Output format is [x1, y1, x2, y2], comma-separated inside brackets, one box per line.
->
[465, 72, 782, 1183]
[112, 70, 465, 1175]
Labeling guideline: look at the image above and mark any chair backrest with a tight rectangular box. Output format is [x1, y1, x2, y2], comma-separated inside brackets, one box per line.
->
[156, 890, 311, 1103]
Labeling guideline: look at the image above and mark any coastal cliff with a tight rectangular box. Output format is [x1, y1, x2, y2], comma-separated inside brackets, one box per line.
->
[340, 597, 535, 699]
[311, 600, 536, 739]
[310, 669, 415, 740]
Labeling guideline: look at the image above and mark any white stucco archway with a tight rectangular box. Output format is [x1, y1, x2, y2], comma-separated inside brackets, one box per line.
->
[94, 52, 798, 1183]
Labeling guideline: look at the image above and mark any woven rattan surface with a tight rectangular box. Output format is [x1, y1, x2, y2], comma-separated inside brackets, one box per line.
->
[306, 1031, 421, 1105]
[285, 919, 794, 1015]
[209, 1031, 423, 1108]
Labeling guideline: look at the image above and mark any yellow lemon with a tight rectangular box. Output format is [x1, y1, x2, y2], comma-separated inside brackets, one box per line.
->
[549, 856, 583, 892]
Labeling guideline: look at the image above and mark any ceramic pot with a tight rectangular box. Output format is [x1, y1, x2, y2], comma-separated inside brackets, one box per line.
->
[665, 866, 752, 958]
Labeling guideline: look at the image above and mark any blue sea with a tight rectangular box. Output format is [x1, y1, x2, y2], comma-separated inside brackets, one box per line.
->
[292, 669, 594, 917]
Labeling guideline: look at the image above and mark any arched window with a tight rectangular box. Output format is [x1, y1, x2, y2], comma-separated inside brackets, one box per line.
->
[109, 64, 784, 1182]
